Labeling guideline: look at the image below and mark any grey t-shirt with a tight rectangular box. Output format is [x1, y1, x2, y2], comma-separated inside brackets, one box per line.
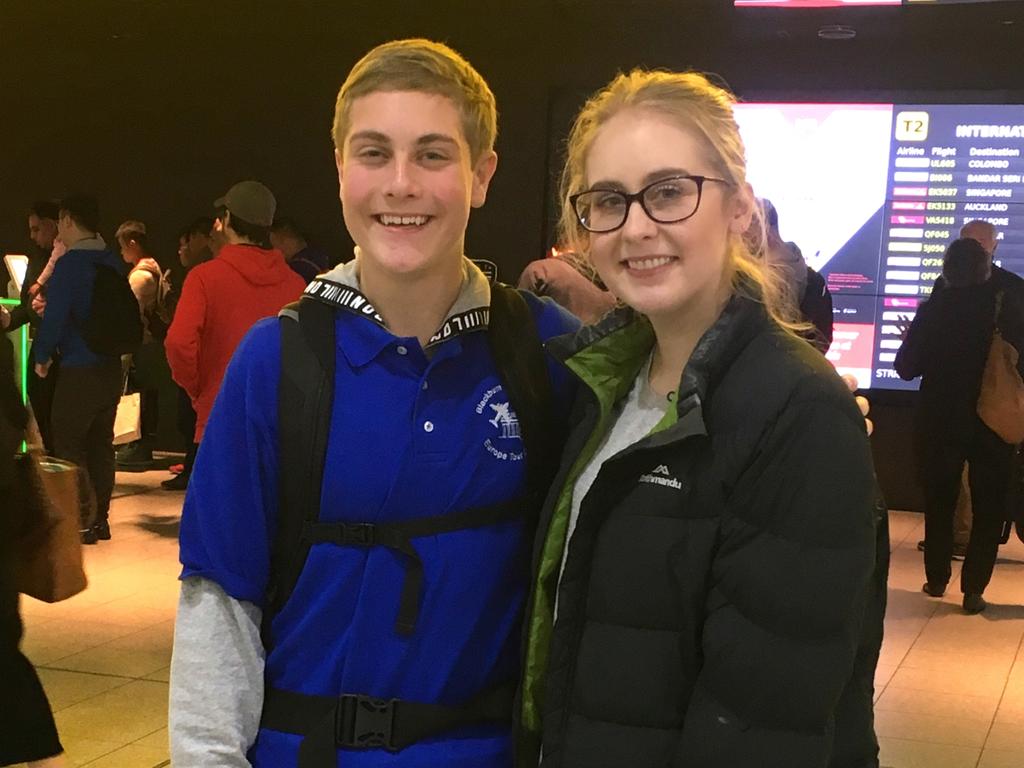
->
[170, 577, 264, 767]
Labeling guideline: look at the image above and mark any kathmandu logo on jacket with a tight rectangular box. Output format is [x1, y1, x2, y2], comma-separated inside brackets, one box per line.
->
[640, 464, 683, 490]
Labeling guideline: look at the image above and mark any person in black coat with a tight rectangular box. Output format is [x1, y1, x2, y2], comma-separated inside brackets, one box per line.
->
[760, 199, 834, 354]
[2, 201, 62, 453]
[0, 334, 65, 767]
[895, 237, 1024, 613]
[517, 69, 883, 768]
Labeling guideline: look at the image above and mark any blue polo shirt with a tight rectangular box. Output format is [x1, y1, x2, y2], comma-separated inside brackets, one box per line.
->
[178, 275, 578, 767]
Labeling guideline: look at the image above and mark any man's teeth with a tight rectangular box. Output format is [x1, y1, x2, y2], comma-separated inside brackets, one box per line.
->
[379, 214, 429, 226]
[627, 256, 674, 271]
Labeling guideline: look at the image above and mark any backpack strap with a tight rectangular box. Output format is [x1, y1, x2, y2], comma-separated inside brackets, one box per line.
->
[486, 284, 561, 508]
[264, 297, 335, 646]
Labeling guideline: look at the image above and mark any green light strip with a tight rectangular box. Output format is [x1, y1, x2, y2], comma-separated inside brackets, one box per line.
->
[0, 298, 28, 406]
[1, 297, 30, 450]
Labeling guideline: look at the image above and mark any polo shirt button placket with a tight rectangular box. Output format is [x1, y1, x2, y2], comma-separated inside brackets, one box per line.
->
[423, 421, 434, 433]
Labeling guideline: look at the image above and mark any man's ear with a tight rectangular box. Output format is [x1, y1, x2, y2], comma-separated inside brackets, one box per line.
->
[470, 150, 499, 209]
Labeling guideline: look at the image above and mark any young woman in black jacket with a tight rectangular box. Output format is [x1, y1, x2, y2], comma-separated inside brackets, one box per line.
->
[0, 335, 65, 767]
[517, 71, 883, 768]
[895, 237, 1024, 614]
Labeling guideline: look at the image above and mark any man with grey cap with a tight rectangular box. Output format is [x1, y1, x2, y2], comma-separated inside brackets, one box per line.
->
[165, 180, 304, 453]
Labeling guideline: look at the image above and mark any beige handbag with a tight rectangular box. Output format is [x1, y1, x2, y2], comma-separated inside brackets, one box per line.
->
[113, 370, 142, 446]
[977, 291, 1024, 444]
[11, 451, 91, 602]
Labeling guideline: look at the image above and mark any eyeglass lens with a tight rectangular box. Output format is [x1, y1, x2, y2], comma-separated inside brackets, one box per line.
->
[575, 176, 701, 232]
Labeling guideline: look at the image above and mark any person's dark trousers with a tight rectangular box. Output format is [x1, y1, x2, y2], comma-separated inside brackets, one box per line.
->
[50, 360, 122, 526]
[0, 486, 63, 764]
[26, 355, 58, 454]
[923, 418, 1014, 594]
[132, 342, 165, 451]
[177, 386, 197, 474]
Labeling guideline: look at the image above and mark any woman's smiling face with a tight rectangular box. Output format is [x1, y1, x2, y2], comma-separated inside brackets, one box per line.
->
[583, 108, 752, 324]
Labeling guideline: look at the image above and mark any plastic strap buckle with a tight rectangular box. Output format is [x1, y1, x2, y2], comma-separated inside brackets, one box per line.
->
[340, 522, 375, 546]
[336, 695, 398, 751]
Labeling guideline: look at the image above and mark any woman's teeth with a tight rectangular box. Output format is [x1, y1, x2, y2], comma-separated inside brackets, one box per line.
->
[626, 256, 674, 271]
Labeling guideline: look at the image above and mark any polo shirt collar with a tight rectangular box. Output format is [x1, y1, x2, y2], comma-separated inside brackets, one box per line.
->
[304, 250, 492, 368]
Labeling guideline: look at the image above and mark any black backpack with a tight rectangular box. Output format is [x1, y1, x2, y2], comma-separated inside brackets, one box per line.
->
[82, 264, 143, 356]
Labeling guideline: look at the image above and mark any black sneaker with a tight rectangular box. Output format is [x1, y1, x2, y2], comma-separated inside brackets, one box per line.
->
[161, 473, 189, 491]
[92, 520, 111, 540]
[80, 527, 98, 545]
[922, 582, 946, 598]
[963, 593, 987, 614]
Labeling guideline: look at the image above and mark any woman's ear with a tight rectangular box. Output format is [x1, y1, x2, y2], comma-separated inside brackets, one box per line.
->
[728, 182, 756, 236]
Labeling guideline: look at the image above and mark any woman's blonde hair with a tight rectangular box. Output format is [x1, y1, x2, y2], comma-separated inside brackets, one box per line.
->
[558, 69, 804, 331]
[332, 39, 497, 164]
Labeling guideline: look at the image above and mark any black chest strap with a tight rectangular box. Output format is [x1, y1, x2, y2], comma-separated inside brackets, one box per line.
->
[262, 682, 514, 766]
[303, 498, 521, 635]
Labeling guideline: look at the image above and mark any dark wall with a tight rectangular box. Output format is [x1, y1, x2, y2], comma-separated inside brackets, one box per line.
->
[0, 1, 560, 281]
[2, 0, 1022, 493]
[2, 1, 1021, 278]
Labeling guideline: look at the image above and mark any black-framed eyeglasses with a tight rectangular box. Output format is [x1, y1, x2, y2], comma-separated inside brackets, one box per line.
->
[570, 174, 731, 234]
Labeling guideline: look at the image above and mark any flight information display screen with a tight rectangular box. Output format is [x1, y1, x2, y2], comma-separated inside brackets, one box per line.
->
[735, 1, 899, 6]
[735, 1, 1005, 6]
[734, 102, 1024, 389]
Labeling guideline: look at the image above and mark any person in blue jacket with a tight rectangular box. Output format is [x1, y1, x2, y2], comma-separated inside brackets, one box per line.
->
[169, 39, 579, 768]
[33, 195, 126, 544]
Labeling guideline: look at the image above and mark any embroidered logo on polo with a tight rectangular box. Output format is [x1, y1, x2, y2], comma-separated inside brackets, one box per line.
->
[476, 384, 524, 462]
[640, 464, 683, 490]
[303, 278, 489, 349]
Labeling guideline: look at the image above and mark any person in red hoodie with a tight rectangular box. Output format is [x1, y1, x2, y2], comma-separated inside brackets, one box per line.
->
[165, 181, 304, 458]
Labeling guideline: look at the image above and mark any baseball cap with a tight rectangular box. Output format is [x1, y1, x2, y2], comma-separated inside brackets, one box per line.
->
[214, 180, 276, 227]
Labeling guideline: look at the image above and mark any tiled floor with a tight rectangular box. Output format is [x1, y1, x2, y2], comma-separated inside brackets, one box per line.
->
[12, 472, 1024, 767]
[877, 512, 1024, 768]
[16, 471, 179, 768]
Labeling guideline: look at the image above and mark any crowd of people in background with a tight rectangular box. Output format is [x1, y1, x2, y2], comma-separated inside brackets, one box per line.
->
[1, 191, 330, 504]
[896, 220, 1024, 614]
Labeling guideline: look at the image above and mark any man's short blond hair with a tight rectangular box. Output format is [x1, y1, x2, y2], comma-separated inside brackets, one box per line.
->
[331, 39, 497, 163]
[115, 219, 147, 243]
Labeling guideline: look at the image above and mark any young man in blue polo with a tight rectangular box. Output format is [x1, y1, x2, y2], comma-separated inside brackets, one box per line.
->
[169, 39, 578, 767]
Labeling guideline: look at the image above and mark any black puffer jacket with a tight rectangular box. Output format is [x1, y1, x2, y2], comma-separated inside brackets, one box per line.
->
[518, 293, 884, 768]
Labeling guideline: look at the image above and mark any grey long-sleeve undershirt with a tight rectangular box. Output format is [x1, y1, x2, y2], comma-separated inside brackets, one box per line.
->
[169, 576, 265, 767]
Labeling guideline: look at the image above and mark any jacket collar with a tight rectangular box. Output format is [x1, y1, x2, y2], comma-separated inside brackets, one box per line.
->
[549, 288, 770, 442]
[66, 235, 108, 252]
